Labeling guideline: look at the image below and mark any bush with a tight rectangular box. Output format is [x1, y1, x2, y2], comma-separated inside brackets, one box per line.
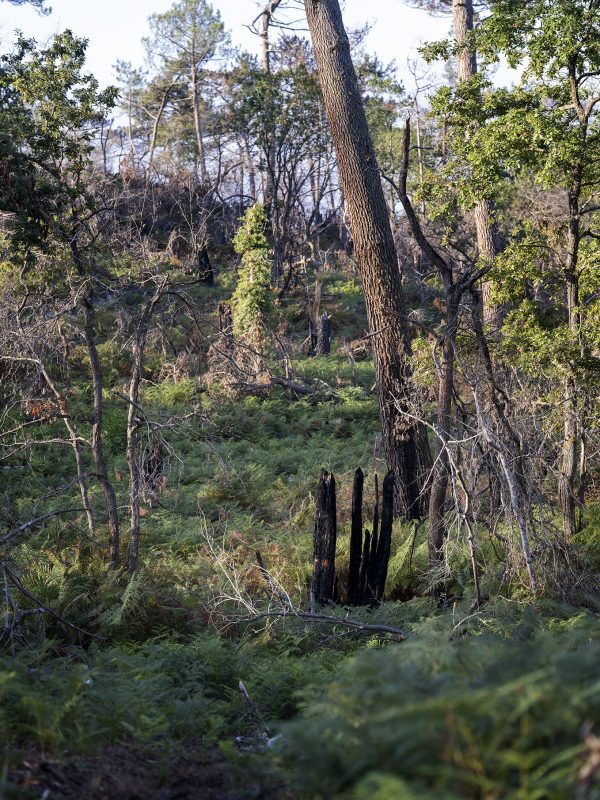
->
[282, 608, 600, 799]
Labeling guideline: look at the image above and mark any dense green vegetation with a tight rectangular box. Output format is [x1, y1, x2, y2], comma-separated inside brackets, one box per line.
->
[0, 0, 598, 797]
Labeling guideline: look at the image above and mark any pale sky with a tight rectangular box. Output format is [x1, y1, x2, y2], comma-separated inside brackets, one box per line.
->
[0, 0, 453, 94]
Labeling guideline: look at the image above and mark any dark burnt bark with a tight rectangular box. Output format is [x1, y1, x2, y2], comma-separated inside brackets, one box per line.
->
[358, 529, 371, 604]
[316, 312, 331, 355]
[374, 471, 394, 601]
[197, 246, 214, 285]
[311, 469, 337, 604]
[304, 0, 431, 518]
[347, 467, 364, 604]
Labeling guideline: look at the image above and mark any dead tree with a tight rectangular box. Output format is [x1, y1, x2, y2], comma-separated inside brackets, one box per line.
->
[197, 246, 214, 285]
[346, 471, 395, 605]
[373, 472, 394, 601]
[347, 467, 363, 604]
[316, 312, 331, 355]
[310, 469, 337, 605]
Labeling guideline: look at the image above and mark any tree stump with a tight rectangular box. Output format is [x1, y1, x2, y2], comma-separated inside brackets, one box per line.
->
[374, 471, 394, 601]
[198, 246, 214, 285]
[347, 467, 364, 604]
[316, 312, 331, 354]
[311, 469, 337, 605]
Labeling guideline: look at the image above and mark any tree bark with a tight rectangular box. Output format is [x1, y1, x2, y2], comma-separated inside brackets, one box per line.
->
[146, 85, 170, 181]
[558, 164, 583, 538]
[311, 469, 337, 604]
[374, 471, 394, 600]
[347, 467, 364, 604]
[316, 312, 331, 355]
[304, 0, 431, 518]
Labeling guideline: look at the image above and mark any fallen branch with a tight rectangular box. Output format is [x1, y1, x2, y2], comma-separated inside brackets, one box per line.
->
[4, 566, 102, 640]
[0, 507, 85, 548]
[237, 609, 406, 641]
[234, 374, 338, 399]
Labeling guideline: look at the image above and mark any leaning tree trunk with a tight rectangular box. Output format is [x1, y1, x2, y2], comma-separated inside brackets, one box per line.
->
[146, 87, 170, 183]
[453, 0, 497, 324]
[304, 0, 431, 518]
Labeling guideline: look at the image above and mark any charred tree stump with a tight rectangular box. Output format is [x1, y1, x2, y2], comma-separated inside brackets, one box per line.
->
[198, 246, 214, 285]
[358, 529, 370, 604]
[364, 473, 380, 603]
[347, 467, 364, 604]
[374, 472, 394, 601]
[311, 469, 337, 605]
[316, 312, 331, 355]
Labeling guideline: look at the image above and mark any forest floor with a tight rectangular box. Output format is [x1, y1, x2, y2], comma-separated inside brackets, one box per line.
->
[2, 266, 600, 799]
[10, 743, 256, 799]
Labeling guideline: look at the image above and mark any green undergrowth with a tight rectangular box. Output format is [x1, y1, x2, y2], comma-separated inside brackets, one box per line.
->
[281, 602, 600, 799]
[2, 601, 599, 800]
[2, 265, 599, 798]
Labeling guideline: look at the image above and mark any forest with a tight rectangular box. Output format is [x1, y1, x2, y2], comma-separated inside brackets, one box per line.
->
[0, 0, 599, 797]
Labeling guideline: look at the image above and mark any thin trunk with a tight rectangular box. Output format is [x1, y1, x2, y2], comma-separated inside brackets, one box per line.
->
[147, 88, 170, 181]
[559, 148, 584, 538]
[191, 63, 208, 185]
[83, 297, 120, 569]
[316, 312, 331, 355]
[558, 64, 590, 538]
[413, 96, 425, 215]
[258, 1, 281, 201]
[305, 0, 431, 518]
[39, 364, 95, 563]
[127, 340, 143, 574]
[453, 0, 497, 323]
[127, 287, 164, 573]
[427, 297, 459, 566]
[243, 136, 257, 202]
